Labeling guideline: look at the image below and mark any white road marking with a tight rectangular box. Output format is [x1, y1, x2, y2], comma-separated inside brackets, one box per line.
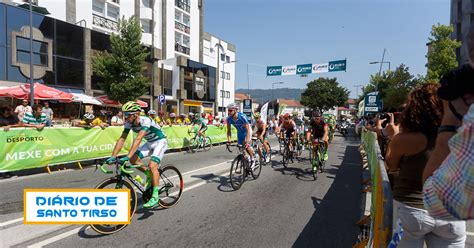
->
[467, 231, 474, 237]
[0, 217, 24, 227]
[26, 226, 89, 248]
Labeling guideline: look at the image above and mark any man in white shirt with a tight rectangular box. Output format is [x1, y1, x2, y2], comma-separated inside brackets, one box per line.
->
[14, 99, 32, 120]
[111, 111, 124, 126]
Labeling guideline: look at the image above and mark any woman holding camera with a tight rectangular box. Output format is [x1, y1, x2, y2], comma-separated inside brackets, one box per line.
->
[385, 83, 466, 247]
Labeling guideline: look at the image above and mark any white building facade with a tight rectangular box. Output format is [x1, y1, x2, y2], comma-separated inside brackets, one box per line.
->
[6, 0, 235, 115]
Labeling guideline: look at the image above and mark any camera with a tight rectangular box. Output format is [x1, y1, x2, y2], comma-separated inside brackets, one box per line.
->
[378, 113, 390, 120]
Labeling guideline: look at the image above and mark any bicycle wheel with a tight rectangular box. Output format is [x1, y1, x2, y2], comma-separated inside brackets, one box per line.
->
[158, 165, 184, 208]
[187, 138, 198, 153]
[251, 153, 262, 179]
[282, 146, 289, 168]
[230, 155, 245, 190]
[319, 146, 326, 173]
[202, 137, 212, 151]
[312, 149, 318, 180]
[90, 177, 137, 235]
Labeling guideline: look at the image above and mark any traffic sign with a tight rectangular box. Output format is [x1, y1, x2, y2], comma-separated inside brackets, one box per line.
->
[158, 94, 166, 105]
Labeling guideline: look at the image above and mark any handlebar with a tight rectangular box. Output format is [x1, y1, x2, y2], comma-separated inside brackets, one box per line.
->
[99, 162, 142, 175]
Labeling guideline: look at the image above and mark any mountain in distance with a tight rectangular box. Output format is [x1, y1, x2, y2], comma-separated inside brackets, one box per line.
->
[236, 88, 304, 103]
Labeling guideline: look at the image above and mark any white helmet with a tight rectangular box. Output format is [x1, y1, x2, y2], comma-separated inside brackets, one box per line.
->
[148, 110, 157, 115]
[227, 103, 239, 110]
[170, 113, 176, 118]
[188, 112, 195, 116]
[84, 112, 95, 120]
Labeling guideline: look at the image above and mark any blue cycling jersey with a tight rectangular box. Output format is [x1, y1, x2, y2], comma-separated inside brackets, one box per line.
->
[227, 112, 250, 134]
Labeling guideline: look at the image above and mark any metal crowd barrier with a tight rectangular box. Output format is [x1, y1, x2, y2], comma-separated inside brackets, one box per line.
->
[355, 130, 393, 248]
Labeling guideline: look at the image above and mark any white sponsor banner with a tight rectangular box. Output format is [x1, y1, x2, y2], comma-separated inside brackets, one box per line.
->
[260, 102, 269, 123]
[24, 189, 130, 224]
[281, 65, 297, 76]
[365, 107, 379, 112]
[312, 63, 329, 74]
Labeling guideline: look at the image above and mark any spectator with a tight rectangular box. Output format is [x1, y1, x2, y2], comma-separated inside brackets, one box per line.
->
[201, 112, 209, 125]
[208, 112, 214, 124]
[158, 110, 166, 125]
[74, 112, 108, 129]
[423, 64, 474, 220]
[0, 106, 21, 131]
[22, 104, 47, 130]
[42, 101, 54, 127]
[167, 112, 178, 125]
[385, 83, 466, 247]
[111, 111, 124, 126]
[14, 99, 32, 121]
[184, 113, 192, 125]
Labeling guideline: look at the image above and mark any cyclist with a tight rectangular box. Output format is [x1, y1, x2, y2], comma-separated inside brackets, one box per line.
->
[254, 112, 270, 163]
[190, 112, 208, 141]
[279, 113, 297, 152]
[306, 111, 329, 161]
[226, 103, 257, 168]
[327, 115, 336, 142]
[105, 101, 167, 208]
[293, 112, 305, 151]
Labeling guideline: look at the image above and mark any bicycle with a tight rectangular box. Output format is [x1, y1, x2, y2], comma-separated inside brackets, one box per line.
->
[251, 136, 272, 166]
[187, 129, 212, 153]
[91, 160, 184, 234]
[281, 137, 294, 168]
[226, 143, 261, 190]
[310, 138, 326, 180]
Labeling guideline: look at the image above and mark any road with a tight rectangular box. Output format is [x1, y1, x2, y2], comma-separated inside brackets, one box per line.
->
[0, 131, 472, 247]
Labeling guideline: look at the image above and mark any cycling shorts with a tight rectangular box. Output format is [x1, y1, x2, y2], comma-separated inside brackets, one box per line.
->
[237, 130, 252, 145]
[135, 139, 167, 164]
[199, 126, 208, 132]
[256, 129, 267, 139]
[285, 128, 295, 139]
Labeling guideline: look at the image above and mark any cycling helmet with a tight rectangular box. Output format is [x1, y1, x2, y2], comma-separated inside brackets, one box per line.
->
[84, 112, 95, 120]
[122, 101, 141, 112]
[189, 112, 195, 116]
[254, 112, 261, 118]
[148, 110, 157, 115]
[283, 113, 290, 119]
[170, 113, 176, 118]
[313, 111, 322, 117]
[227, 103, 239, 110]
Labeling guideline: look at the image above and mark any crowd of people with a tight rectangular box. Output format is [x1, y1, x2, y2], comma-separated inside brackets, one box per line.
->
[361, 29, 474, 247]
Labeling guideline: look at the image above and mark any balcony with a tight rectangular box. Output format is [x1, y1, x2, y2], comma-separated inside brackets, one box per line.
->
[93, 14, 118, 32]
[175, 43, 190, 55]
[175, 21, 190, 34]
[175, 0, 190, 12]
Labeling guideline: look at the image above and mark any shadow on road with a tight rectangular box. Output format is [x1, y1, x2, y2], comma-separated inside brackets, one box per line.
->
[191, 173, 234, 192]
[292, 141, 362, 247]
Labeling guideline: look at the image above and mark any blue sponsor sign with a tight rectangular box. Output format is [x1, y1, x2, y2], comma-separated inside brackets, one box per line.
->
[328, 60, 347, 72]
[364, 91, 381, 112]
[266, 66, 282, 76]
[296, 64, 313, 74]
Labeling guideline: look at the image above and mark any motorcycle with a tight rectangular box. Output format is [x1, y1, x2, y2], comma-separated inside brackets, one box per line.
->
[340, 122, 349, 136]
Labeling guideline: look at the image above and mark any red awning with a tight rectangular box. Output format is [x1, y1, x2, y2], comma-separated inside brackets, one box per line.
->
[95, 95, 148, 108]
[0, 83, 73, 102]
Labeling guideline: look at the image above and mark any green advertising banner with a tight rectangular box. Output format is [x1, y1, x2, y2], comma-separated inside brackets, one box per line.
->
[266, 59, 347, 76]
[0, 125, 237, 172]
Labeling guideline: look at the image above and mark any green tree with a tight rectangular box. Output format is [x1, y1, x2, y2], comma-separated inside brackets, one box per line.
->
[358, 64, 423, 111]
[300, 77, 349, 112]
[426, 24, 461, 82]
[92, 17, 150, 102]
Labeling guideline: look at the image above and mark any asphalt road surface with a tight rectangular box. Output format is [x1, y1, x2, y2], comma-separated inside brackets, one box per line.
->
[0, 131, 472, 247]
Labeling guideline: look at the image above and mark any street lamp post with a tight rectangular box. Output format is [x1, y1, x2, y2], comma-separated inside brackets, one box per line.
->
[28, 0, 35, 106]
[272, 82, 284, 116]
[353, 84, 364, 98]
[369, 48, 390, 92]
[222, 60, 237, 118]
[214, 43, 224, 116]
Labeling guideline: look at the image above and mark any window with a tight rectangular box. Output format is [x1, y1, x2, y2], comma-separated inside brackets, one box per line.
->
[220, 53, 225, 61]
[142, 0, 151, 8]
[175, 32, 181, 44]
[93, 0, 104, 15]
[16, 37, 48, 66]
[226, 55, 230, 63]
[226, 72, 230, 80]
[226, 91, 230, 98]
[196, 77, 205, 92]
[182, 14, 190, 26]
[107, 5, 119, 20]
[141, 19, 151, 33]
[183, 35, 190, 47]
[175, 10, 181, 22]
[220, 71, 225, 79]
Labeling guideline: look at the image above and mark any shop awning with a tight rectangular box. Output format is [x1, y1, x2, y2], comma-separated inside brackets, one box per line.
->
[183, 100, 202, 107]
[72, 93, 103, 105]
[96, 95, 148, 108]
[0, 83, 73, 102]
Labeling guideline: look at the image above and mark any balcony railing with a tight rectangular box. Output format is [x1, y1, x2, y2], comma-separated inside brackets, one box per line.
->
[175, 43, 190, 55]
[175, 0, 190, 12]
[92, 14, 118, 31]
[175, 21, 190, 34]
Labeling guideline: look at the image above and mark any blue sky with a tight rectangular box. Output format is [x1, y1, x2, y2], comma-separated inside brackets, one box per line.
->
[204, 0, 450, 98]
